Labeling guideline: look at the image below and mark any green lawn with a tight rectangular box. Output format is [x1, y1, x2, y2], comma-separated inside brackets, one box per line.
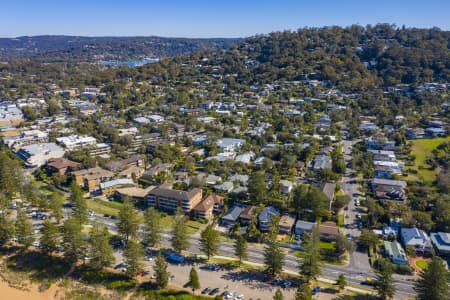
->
[337, 214, 345, 227]
[86, 198, 123, 217]
[416, 259, 429, 270]
[407, 137, 450, 183]
[186, 219, 204, 234]
[320, 241, 336, 251]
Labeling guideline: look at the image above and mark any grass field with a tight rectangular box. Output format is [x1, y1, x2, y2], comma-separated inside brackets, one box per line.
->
[86, 198, 123, 217]
[415, 259, 429, 270]
[406, 137, 450, 183]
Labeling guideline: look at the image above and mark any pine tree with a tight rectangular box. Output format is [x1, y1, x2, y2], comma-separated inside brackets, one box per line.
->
[124, 240, 144, 278]
[273, 288, 284, 300]
[336, 274, 347, 291]
[263, 215, 284, 276]
[414, 257, 449, 300]
[295, 283, 313, 300]
[0, 213, 15, 246]
[200, 224, 220, 260]
[70, 182, 88, 225]
[15, 209, 34, 249]
[117, 198, 140, 242]
[299, 226, 321, 283]
[62, 217, 87, 262]
[143, 207, 162, 246]
[89, 224, 114, 270]
[153, 252, 169, 289]
[234, 236, 248, 265]
[374, 258, 395, 300]
[40, 220, 61, 254]
[189, 267, 200, 293]
[50, 191, 64, 223]
[170, 207, 190, 253]
[248, 171, 266, 204]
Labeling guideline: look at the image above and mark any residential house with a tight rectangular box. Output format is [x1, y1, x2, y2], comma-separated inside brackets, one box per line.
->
[278, 214, 296, 234]
[16, 143, 65, 168]
[239, 205, 257, 225]
[319, 222, 339, 241]
[405, 128, 425, 139]
[400, 227, 433, 254]
[259, 206, 280, 232]
[430, 232, 450, 256]
[295, 220, 317, 236]
[104, 155, 145, 173]
[321, 182, 336, 210]
[192, 194, 224, 220]
[118, 166, 144, 179]
[216, 138, 245, 152]
[371, 178, 407, 202]
[425, 127, 447, 137]
[214, 181, 234, 193]
[71, 167, 115, 192]
[384, 241, 408, 265]
[312, 154, 332, 172]
[280, 180, 294, 194]
[220, 205, 245, 227]
[45, 158, 79, 175]
[147, 185, 202, 214]
[142, 163, 172, 181]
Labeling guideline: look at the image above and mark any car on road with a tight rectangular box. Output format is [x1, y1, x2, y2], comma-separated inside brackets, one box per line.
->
[201, 287, 211, 294]
[209, 288, 220, 295]
[312, 287, 321, 295]
[282, 280, 292, 288]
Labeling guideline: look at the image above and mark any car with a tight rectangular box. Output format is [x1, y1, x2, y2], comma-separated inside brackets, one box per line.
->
[151, 274, 157, 279]
[356, 213, 362, 219]
[201, 287, 211, 294]
[272, 277, 283, 285]
[209, 288, 220, 295]
[235, 294, 244, 300]
[346, 233, 352, 239]
[114, 262, 125, 269]
[282, 280, 292, 288]
[226, 291, 237, 299]
[146, 255, 153, 261]
[312, 287, 321, 295]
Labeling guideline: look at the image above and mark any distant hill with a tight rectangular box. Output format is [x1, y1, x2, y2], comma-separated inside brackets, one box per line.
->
[0, 35, 240, 62]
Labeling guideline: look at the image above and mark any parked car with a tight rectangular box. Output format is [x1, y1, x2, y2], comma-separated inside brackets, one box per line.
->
[201, 287, 211, 294]
[209, 288, 220, 295]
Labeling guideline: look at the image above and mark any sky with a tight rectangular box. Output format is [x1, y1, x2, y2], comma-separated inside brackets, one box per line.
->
[1, 0, 449, 38]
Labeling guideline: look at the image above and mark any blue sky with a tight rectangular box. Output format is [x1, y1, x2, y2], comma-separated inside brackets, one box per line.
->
[1, 0, 448, 37]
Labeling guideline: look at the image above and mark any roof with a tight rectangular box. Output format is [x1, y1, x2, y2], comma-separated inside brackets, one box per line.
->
[71, 167, 114, 179]
[100, 178, 135, 189]
[115, 186, 155, 198]
[371, 178, 407, 188]
[259, 206, 280, 223]
[192, 194, 224, 212]
[321, 182, 336, 203]
[221, 205, 245, 223]
[18, 142, 63, 156]
[430, 232, 450, 251]
[239, 205, 257, 220]
[295, 220, 317, 231]
[279, 214, 296, 228]
[46, 158, 79, 170]
[319, 222, 339, 236]
[401, 227, 430, 245]
[148, 186, 202, 201]
[384, 241, 407, 261]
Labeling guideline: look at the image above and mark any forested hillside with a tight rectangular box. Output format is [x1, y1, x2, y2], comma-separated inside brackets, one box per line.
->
[0, 35, 240, 62]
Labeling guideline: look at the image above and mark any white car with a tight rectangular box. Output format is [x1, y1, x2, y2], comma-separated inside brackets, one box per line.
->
[226, 291, 237, 299]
